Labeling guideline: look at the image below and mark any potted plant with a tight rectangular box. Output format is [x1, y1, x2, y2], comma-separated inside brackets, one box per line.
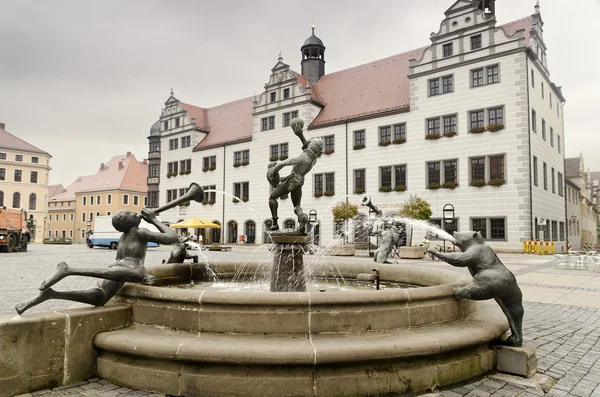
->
[331, 201, 359, 256]
[427, 182, 441, 190]
[242, 197, 249, 202]
[442, 181, 459, 189]
[202, 167, 209, 172]
[208, 199, 215, 205]
[394, 184, 406, 192]
[185, 170, 191, 175]
[241, 161, 249, 166]
[314, 192, 323, 198]
[279, 155, 288, 161]
[470, 126, 486, 133]
[233, 162, 241, 168]
[425, 133, 441, 140]
[353, 144, 365, 150]
[179, 171, 185, 175]
[488, 178, 505, 187]
[470, 180, 486, 187]
[398, 195, 432, 249]
[209, 165, 216, 171]
[354, 188, 365, 194]
[392, 138, 406, 144]
[487, 124, 504, 132]
[324, 191, 334, 197]
[324, 149, 334, 155]
[269, 156, 278, 162]
[379, 186, 393, 193]
[379, 140, 391, 147]
[202, 199, 208, 205]
[167, 173, 173, 178]
[443, 131, 457, 138]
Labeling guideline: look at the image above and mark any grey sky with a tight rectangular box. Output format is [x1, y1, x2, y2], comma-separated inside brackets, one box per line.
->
[0, 0, 597, 187]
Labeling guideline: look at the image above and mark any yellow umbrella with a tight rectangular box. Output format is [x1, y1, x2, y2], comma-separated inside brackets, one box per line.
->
[169, 218, 221, 229]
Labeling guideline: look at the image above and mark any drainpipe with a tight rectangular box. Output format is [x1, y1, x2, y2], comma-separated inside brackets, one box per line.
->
[222, 145, 226, 244]
[526, 56, 534, 240]
[345, 119, 349, 244]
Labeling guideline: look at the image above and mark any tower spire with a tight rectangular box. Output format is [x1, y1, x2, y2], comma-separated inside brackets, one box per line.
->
[311, 16, 315, 34]
[534, 0, 540, 13]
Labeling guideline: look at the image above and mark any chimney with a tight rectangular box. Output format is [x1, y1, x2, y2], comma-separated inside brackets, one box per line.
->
[143, 158, 148, 165]
[0, 122, 5, 130]
[126, 151, 131, 157]
[100, 163, 105, 171]
[118, 161, 124, 170]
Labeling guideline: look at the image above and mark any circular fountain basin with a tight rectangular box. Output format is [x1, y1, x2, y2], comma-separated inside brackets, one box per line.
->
[94, 261, 508, 397]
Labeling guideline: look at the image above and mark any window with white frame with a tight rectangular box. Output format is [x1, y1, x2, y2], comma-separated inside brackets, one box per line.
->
[107, 194, 112, 204]
[123, 194, 129, 205]
[134, 196, 139, 206]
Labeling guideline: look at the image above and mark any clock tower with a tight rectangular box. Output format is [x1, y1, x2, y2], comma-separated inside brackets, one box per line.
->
[300, 22, 326, 84]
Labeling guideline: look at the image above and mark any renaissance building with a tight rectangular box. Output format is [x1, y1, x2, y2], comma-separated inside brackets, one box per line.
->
[147, 0, 567, 252]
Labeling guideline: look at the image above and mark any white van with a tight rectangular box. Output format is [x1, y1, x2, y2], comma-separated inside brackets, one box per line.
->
[88, 215, 161, 249]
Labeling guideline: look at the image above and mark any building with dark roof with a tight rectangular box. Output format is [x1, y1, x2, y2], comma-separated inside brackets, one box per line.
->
[147, 0, 568, 251]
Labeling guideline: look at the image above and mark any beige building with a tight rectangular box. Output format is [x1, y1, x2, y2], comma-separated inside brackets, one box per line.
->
[48, 152, 148, 243]
[0, 122, 52, 243]
[565, 156, 598, 250]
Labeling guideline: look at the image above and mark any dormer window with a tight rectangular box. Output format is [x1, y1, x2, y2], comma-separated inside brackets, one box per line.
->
[283, 88, 290, 99]
[443, 43, 453, 57]
[270, 92, 276, 103]
[471, 35, 482, 50]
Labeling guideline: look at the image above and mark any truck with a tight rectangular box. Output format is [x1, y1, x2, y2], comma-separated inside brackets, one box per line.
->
[0, 207, 30, 252]
[88, 215, 160, 250]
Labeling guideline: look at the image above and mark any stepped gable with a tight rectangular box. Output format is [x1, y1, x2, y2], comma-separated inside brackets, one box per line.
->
[187, 97, 255, 151]
[0, 123, 49, 155]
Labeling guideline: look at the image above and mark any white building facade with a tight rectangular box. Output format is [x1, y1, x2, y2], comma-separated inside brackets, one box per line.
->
[147, 0, 568, 252]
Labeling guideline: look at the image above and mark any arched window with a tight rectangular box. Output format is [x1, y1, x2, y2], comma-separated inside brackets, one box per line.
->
[228, 221, 237, 244]
[210, 221, 221, 244]
[29, 193, 37, 210]
[12, 192, 20, 208]
[0, 191, 3, 206]
[284, 219, 296, 230]
[245, 221, 256, 244]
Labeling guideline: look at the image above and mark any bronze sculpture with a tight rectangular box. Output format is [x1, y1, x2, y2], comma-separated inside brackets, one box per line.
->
[267, 118, 324, 233]
[428, 231, 524, 346]
[15, 183, 204, 315]
[361, 196, 406, 263]
[164, 236, 199, 264]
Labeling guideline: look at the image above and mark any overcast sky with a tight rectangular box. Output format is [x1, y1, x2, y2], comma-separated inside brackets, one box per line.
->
[0, 0, 598, 187]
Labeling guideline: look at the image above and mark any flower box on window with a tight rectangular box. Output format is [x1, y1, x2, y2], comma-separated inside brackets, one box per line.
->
[269, 156, 278, 162]
[394, 185, 406, 192]
[427, 183, 441, 190]
[487, 124, 504, 132]
[233, 163, 241, 168]
[470, 127, 486, 134]
[242, 197, 249, 202]
[442, 181, 459, 189]
[354, 188, 365, 194]
[443, 131, 457, 138]
[324, 191, 334, 197]
[392, 138, 406, 144]
[185, 170, 191, 174]
[178, 201, 190, 207]
[324, 149, 334, 155]
[488, 178, 505, 187]
[179, 171, 185, 175]
[353, 144, 365, 150]
[279, 155, 288, 161]
[202, 167, 209, 172]
[167, 173, 173, 178]
[232, 198, 241, 203]
[241, 161, 249, 166]
[425, 133, 441, 140]
[470, 180, 486, 187]
[209, 165, 216, 171]
[379, 140, 391, 147]
[208, 199, 215, 205]
[202, 200, 208, 205]
[314, 192, 323, 198]
[379, 186, 392, 193]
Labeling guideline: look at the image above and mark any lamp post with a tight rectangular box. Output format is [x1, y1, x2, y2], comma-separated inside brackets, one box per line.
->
[443, 204, 455, 252]
[308, 209, 318, 247]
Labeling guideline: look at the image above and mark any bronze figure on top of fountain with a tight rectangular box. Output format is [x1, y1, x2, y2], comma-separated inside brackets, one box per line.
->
[15, 183, 204, 315]
[267, 118, 324, 234]
[361, 196, 406, 264]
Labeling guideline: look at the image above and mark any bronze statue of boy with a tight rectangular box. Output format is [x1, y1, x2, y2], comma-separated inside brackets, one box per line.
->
[267, 118, 324, 233]
[15, 208, 179, 315]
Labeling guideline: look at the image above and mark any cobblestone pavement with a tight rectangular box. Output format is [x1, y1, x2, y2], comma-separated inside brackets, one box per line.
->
[6, 245, 600, 396]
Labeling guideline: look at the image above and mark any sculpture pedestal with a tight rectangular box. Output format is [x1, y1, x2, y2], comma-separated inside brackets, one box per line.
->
[270, 231, 309, 292]
[496, 342, 537, 378]
[399, 246, 425, 259]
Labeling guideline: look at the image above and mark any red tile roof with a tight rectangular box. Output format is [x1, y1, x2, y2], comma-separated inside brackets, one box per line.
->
[48, 184, 64, 200]
[0, 124, 50, 155]
[49, 153, 147, 202]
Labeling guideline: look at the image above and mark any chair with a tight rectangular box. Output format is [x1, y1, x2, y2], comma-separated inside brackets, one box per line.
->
[554, 254, 569, 269]
[589, 256, 600, 272]
[566, 252, 586, 270]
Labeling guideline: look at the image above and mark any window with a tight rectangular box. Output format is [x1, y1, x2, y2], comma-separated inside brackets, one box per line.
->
[314, 174, 323, 195]
[533, 156, 538, 186]
[557, 135, 561, 153]
[148, 191, 159, 208]
[15, 154, 23, 162]
[444, 160, 457, 183]
[234, 151, 242, 165]
[123, 194, 129, 205]
[472, 69, 484, 87]
[107, 194, 112, 204]
[82, 196, 87, 206]
[393, 124, 406, 141]
[270, 145, 279, 160]
[543, 162, 547, 190]
[134, 196, 139, 206]
[169, 138, 178, 150]
[261, 117, 268, 131]
[550, 93, 552, 108]
[442, 75, 453, 93]
[14, 170, 22, 182]
[270, 92, 276, 102]
[550, 128, 554, 147]
[542, 119, 546, 140]
[181, 136, 191, 148]
[443, 43, 453, 57]
[234, 182, 250, 200]
[469, 110, 484, 129]
[471, 157, 485, 182]
[30, 171, 38, 184]
[31, 157, 39, 164]
[62, 213, 66, 222]
[168, 161, 178, 175]
[209, 156, 216, 169]
[472, 219, 487, 239]
[380, 166, 392, 189]
[12, 192, 20, 208]
[90, 195, 94, 206]
[354, 169, 365, 193]
[427, 162, 440, 185]
[280, 143, 288, 158]
[283, 88, 290, 99]
[541, 83, 544, 99]
[242, 150, 249, 164]
[395, 165, 406, 188]
[490, 219, 506, 240]
[163, 121, 168, 131]
[559, 221, 565, 241]
[149, 164, 160, 178]
[175, 118, 180, 128]
[354, 130, 365, 147]
[0, 168, 4, 181]
[551, 220, 558, 241]
[471, 34, 482, 50]
[488, 107, 503, 126]
[486, 65, 499, 84]
[70, 213, 74, 222]
[268, 116, 275, 130]
[532, 109, 537, 132]
[89, 213, 94, 222]
[149, 141, 160, 152]
[427, 118, 440, 135]
[429, 79, 440, 96]
[557, 172, 563, 196]
[282, 110, 298, 127]
[531, 70, 535, 87]
[379, 126, 391, 143]
[49, 214, 52, 222]
[0, 153, 5, 159]
[166, 189, 178, 202]
[325, 173, 335, 194]
[443, 115, 457, 134]
[324, 135, 335, 153]
[180, 159, 191, 173]
[489, 155, 504, 181]
[28, 193, 36, 210]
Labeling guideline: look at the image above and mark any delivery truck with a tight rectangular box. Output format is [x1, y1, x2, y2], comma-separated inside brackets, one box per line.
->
[0, 206, 30, 252]
[88, 215, 160, 249]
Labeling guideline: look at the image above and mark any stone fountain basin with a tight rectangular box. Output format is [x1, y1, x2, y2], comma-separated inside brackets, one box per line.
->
[94, 261, 508, 397]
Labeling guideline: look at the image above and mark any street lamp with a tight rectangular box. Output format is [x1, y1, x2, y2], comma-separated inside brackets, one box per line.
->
[308, 209, 318, 247]
[443, 204, 455, 252]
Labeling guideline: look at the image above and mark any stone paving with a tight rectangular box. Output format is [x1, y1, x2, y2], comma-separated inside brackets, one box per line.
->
[5, 244, 600, 397]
